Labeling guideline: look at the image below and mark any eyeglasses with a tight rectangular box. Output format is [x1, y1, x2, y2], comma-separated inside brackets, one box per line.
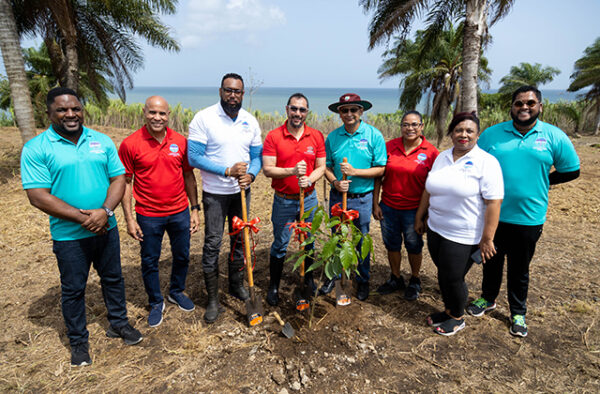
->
[339, 107, 361, 114]
[222, 87, 243, 95]
[513, 100, 539, 108]
[287, 105, 308, 114]
[401, 122, 422, 128]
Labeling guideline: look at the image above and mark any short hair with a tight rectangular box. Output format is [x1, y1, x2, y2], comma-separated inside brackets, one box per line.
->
[221, 73, 244, 88]
[401, 110, 423, 123]
[47, 87, 79, 109]
[287, 93, 309, 108]
[447, 111, 480, 135]
[512, 85, 542, 103]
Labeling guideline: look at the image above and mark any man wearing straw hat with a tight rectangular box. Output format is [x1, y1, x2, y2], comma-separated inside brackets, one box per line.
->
[119, 96, 200, 328]
[321, 93, 387, 301]
[262, 93, 326, 306]
[187, 73, 263, 323]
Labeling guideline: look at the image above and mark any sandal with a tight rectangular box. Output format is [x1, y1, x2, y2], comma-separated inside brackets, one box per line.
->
[434, 318, 465, 336]
[427, 311, 451, 327]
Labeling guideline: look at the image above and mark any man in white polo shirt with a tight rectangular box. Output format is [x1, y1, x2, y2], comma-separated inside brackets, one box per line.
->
[188, 73, 263, 324]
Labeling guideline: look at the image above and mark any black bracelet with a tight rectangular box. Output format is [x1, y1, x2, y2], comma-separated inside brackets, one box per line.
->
[190, 204, 201, 211]
[249, 173, 256, 182]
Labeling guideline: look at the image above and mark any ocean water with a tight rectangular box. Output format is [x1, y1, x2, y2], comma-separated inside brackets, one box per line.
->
[122, 86, 581, 116]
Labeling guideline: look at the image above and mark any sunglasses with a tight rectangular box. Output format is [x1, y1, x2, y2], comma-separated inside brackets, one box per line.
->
[222, 87, 243, 95]
[401, 122, 422, 128]
[339, 107, 361, 114]
[288, 105, 308, 114]
[513, 100, 539, 108]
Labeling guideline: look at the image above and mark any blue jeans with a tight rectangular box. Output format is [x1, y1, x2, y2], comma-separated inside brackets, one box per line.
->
[270, 190, 318, 258]
[52, 227, 128, 346]
[136, 208, 190, 307]
[329, 190, 373, 284]
[379, 202, 423, 254]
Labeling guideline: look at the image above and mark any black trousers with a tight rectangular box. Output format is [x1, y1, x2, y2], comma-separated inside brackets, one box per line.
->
[481, 221, 543, 316]
[427, 229, 477, 317]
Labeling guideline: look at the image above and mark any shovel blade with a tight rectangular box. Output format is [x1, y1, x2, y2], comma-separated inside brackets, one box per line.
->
[281, 322, 295, 338]
[245, 293, 264, 326]
[335, 280, 351, 307]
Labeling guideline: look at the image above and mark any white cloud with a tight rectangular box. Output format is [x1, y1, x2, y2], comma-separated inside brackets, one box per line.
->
[180, 0, 286, 47]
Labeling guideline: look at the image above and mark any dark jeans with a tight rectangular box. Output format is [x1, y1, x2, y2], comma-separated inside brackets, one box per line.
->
[202, 190, 251, 274]
[52, 227, 128, 346]
[427, 229, 477, 318]
[481, 221, 543, 316]
[270, 190, 318, 258]
[136, 208, 190, 307]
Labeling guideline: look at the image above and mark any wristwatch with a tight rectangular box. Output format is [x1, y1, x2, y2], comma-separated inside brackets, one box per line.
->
[191, 204, 201, 211]
[102, 206, 114, 217]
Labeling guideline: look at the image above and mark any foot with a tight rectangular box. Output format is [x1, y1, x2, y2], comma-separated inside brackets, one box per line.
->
[106, 323, 143, 345]
[376, 274, 405, 295]
[426, 311, 451, 327]
[319, 277, 336, 295]
[167, 292, 195, 312]
[148, 302, 165, 327]
[266, 285, 279, 306]
[466, 297, 497, 317]
[70, 343, 92, 366]
[404, 276, 421, 301]
[509, 314, 528, 338]
[357, 282, 369, 301]
[229, 284, 250, 301]
[434, 318, 465, 336]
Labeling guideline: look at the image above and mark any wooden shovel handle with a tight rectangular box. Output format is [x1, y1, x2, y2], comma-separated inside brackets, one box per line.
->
[299, 186, 305, 276]
[240, 187, 254, 288]
[342, 157, 348, 211]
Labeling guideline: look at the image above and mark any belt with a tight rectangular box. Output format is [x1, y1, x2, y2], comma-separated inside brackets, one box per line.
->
[275, 190, 311, 200]
[332, 189, 372, 199]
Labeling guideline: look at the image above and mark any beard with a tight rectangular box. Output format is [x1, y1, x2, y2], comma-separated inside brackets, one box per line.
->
[53, 123, 83, 136]
[220, 98, 242, 115]
[511, 110, 539, 128]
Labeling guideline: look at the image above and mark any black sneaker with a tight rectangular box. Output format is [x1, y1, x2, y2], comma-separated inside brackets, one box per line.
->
[357, 282, 369, 301]
[466, 297, 497, 317]
[319, 277, 337, 295]
[106, 323, 143, 345]
[404, 277, 421, 301]
[70, 343, 92, 366]
[376, 275, 405, 295]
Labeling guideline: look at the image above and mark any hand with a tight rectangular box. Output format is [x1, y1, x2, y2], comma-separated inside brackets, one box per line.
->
[293, 160, 307, 176]
[372, 202, 383, 220]
[190, 210, 199, 234]
[298, 175, 311, 188]
[228, 162, 248, 178]
[126, 219, 144, 241]
[80, 208, 109, 234]
[479, 238, 497, 263]
[414, 219, 426, 235]
[340, 161, 356, 177]
[238, 173, 253, 189]
[334, 179, 351, 193]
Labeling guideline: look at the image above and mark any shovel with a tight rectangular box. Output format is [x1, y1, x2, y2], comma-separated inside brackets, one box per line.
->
[335, 157, 352, 307]
[240, 187, 264, 326]
[272, 311, 295, 338]
[294, 187, 310, 311]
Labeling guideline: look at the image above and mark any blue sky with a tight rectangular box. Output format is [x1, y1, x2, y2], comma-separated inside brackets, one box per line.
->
[11, 0, 600, 90]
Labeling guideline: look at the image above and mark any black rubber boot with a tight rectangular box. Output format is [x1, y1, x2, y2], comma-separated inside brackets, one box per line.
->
[267, 255, 285, 306]
[228, 261, 249, 301]
[204, 270, 221, 324]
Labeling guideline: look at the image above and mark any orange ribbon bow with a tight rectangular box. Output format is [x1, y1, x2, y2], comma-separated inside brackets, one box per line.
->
[287, 221, 312, 243]
[229, 216, 261, 235]
[331, 203, 359, 222]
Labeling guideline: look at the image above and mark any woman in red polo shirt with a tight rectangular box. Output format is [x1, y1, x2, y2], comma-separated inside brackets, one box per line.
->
[373, 111, 439, 300]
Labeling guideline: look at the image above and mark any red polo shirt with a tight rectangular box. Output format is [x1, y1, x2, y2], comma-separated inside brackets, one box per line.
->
[118, 126, 193, 217]
[263, 123, 326, 194]
[381, 136, 439, 210]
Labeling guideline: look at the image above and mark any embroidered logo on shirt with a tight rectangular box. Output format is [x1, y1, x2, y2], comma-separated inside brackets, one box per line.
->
[241, 121, 250, 131]
[417, 153, 427, 162]
[89, 141, 104, 154]
[169, 144, 179, 153]
[464, 161, 474, 169]
[358, 138, 369, 150]
[534, 137, 548, 151]
[305, 146, 315, 155]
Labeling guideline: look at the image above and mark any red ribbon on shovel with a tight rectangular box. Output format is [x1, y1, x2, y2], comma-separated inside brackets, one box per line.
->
[331, 202, 359, 222]
[229, 216, 261, 270]
[286, 221, 312, 243]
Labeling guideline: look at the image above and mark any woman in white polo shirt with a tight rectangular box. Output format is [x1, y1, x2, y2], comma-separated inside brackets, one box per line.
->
[415, 112, 503, 336]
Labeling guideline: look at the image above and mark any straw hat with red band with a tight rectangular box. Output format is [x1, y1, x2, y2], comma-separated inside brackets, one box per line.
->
[328, 93, 373, 113]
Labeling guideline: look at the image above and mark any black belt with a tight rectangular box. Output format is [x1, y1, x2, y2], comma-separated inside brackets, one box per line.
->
[332, 189, 372, 199]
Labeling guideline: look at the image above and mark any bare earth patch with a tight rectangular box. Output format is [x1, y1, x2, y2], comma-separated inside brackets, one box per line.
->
[0, 126, 598, 392]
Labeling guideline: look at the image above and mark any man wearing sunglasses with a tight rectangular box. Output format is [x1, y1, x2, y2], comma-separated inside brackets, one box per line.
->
[262, 93, 326, 306]
[468, 85, 580, 338]
[187, 73, 263, 323]
[321, 93, 387, 301]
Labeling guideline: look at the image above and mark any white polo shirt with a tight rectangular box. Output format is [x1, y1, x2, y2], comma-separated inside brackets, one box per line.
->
[188, 102, 262, 194]
[426, 145, 504, 245]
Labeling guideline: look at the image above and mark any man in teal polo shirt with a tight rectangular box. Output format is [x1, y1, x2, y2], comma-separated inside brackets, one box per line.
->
[321, 93, 387, 301]
[20, 87, 142, 366]
[467, 86, 580, 337]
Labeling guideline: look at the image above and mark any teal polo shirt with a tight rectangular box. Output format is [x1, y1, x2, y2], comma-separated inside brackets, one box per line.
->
[21, 126, 125, 241]
[478, 120, 580, 226]
[325, 121, 387, 194]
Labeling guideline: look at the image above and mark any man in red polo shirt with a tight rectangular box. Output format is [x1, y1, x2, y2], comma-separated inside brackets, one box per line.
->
[119, 96, 200, 327]
[262, 93, 326, 306]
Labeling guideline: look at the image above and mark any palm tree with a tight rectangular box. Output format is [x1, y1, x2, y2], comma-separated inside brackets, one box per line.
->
[568, 37, 600, 135]
[0, 0, 36, 144]
[11, 0, 179, 102]
[499, 62, 560, 96]
[360, 0, 514, 114]
[379, 23, 490, 145]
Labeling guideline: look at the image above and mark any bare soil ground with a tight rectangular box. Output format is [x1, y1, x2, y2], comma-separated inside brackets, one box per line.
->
[0, 125, 599, 393]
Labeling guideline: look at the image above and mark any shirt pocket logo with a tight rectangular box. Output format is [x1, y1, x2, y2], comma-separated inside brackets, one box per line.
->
[358, 138, 369, 150]
[89, 141, 105, 154]
[533, 138, 547, 151]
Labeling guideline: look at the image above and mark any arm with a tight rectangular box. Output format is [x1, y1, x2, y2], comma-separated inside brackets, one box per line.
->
[187, 140, 228, 175]
[26, 188, 90, 225]
[262, 156, 306, 179]
[480, 199, 502, 263]
[184, 170, 200, 234]
[239, 145, 263, 189]
[300, 157, 326, 188]
[414, 190, 430, 235]
[325, 166, 350, 193]
[121, 176, 143, 241]
[339, 162, 385, 178]
[80, 174, 126, 234]
[372, 177, 383, 220]
[549, 169, 579, 185]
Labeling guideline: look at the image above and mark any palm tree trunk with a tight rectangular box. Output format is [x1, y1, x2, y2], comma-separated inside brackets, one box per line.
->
[0, 0, 36, 145]
[594, 100, 600, 136]
[460, 0, 488, 114]
[48, 0, 79, 91]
